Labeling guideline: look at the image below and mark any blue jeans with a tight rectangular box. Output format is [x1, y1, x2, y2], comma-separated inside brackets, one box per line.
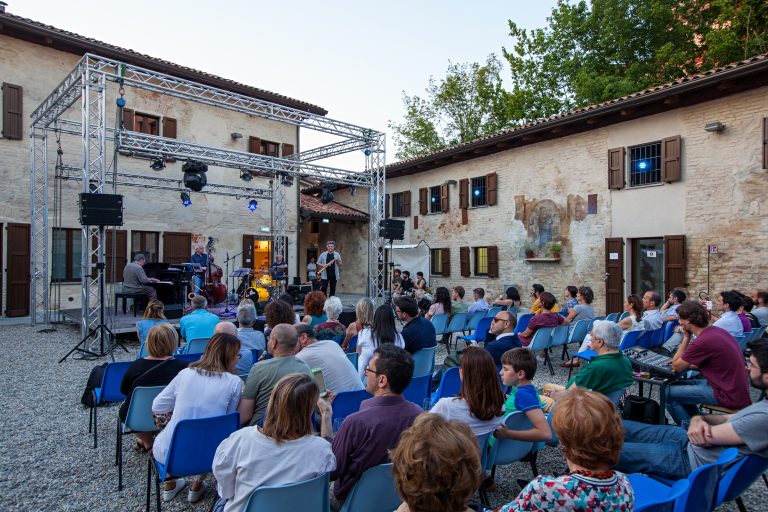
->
[665, 379, 717, 426]
[616, 420, 691, 479]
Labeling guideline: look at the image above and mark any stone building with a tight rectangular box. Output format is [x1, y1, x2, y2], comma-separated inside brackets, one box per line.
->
[337, 53, 768, 313]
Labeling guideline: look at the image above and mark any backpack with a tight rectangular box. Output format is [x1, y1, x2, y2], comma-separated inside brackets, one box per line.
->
[80, 363, 108, 407]
[621, 395, 661, 424]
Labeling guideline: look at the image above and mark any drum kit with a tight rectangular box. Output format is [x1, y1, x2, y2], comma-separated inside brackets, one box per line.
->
[236, 269, 279, 303]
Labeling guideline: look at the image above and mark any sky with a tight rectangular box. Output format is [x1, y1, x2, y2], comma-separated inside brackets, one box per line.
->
[10, 0, 558, 168]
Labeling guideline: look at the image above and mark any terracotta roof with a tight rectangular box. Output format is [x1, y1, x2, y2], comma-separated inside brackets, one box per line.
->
[300, 194, 368, 222]
[387, 51, 768, 177]
[0, 11, 327, 116]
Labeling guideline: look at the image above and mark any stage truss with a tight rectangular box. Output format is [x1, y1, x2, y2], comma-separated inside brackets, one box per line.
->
[30, 53, 386, 338]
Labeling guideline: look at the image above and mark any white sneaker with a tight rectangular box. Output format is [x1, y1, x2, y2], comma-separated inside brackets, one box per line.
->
[188, 483, 205, 503]
[161, 478, 187, 502]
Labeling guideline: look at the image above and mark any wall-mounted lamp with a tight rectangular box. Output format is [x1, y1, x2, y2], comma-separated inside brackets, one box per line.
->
[444, 179, 458, 186]
[704, 122, 726, 133]
[231, 132, 244, 140]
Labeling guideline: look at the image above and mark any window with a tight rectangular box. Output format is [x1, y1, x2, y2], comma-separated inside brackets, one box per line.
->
[262, 140, 279, 157]
[52, 229, 82, 282]
[431, 249, 443, 275]
[310, 221, 320, 234]
[134, 112, 160, 135]
[131, 231, 159, 262]
[628, 141, 662, 187]
[474, 247, 488, 275]
[471, 176, 487, 207]
[392, 192, 405, 217]
[429, 186, 442, 213]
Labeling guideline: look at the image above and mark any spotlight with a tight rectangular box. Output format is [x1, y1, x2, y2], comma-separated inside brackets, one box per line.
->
[362, 147, 372, 156]
[180, 191, 191, 207]
[150, 158, 165, 171]
[320, 186, 334, 204]
[182, 160, 208, 192]
[704, 121, 725, 133]
[240, 169, 253, 182]
[280, 173, 294, 187]
[322, 218, 330, 223]
[248, 199, 258, 212]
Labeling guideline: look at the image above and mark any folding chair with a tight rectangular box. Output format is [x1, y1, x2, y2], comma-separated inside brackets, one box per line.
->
[346, 335, 358, 353]
[444, 312, 468, 350]
[462, 310, 485, 334]
[474, 431, 492, 506]
[514, 313, 534, 334]
[430, 314, 449, 337]
[606, 312, 619, 322]
[528, 327, 555, 375]
[565, 319, 590, 358]
[89, 361, 131, 449]
[635, 479, 689, 512]
[429, 366, 461, 408]
[568, 330, 642, 380]
[412, 346, 436, 376]
[183, 337, 209, 354]
[117, 386, 165, 490]
[174, 353, 202, 364]
[716, 453, 768, 511]
[549, 325, 570, 359]
[485, 307, 502, 318]
[402, 374, 431, 410]
[331, 389, 373, 432]
[346, 352, 359, 370]
[486, 412, 535, 479]
[662, 320, 679, 343]
[456, 317, 493, 346]
[244, 473, 330, 512]
[339, 463, 400, 512]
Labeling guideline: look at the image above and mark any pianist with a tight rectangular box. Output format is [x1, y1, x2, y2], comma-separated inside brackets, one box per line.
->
[123, 253, 159, 300]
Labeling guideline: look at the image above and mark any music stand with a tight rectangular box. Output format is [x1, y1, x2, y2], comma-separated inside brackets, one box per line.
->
[230, 267, 251, 307]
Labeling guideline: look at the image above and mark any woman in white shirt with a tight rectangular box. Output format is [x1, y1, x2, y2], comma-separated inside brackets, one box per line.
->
[213, 373, 335, 512]
[152, 333, 244, 504]
[357, 305, 405, 380]
[431, 346, 505, 436]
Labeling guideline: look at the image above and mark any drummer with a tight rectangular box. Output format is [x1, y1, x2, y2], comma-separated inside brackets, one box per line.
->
[270, 254, 288, 291]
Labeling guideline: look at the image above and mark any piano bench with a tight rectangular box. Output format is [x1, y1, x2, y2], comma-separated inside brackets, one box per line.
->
[115, 291, 149, 317]
[700, 403, 738, 415]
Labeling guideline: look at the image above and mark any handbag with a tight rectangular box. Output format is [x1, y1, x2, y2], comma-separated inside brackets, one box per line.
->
[621, 395, 661, 424]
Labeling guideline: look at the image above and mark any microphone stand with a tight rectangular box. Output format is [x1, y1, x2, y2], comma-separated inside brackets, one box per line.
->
[224, 251, 242, 313]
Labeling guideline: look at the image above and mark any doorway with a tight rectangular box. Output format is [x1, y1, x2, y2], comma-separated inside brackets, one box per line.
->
[6, 223, 30, 317]
[631, 238, 664, 296]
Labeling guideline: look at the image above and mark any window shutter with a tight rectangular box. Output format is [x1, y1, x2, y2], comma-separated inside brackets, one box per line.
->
[663, 235, 686, 298]
[2, 83, 23, 140]
[460, 246, 470, 277]
[162, 117, 177, 139]
[608, 147, 625, 190]
[486, 172, 498, 206]
[461, 209, 468, 225]
[763, 118, 768, 169]
[385, 194, 390, 218]
[440, 184, 449, 212]
[459, 178, 469, 209]
[122, 108, 134, 131]
[282, 143, 294, 157]
[441, 248, 451, 277]
[248, 136, 261, 154]
[419, 187, 428, 215]
[403, 190, 411, 217]
[487, 245, 499, 278]
[661, 135, 681, 183]
[413, 216, 418, 229]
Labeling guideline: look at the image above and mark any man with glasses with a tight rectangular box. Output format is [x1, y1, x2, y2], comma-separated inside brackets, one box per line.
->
[483, 310, 522, 365]
[328, 344, 423, 511]
[395, 298, 437, 355]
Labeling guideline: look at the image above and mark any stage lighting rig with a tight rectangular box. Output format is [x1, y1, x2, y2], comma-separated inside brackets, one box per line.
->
[182, 160, 208, 192]
[180, 191, 192, 207]
[248, 199, 258, 212]
[150, 158, 165, 171]
[320, 185, 334, 204]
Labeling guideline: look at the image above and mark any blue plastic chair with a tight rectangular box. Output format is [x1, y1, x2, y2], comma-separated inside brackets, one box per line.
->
[444, 312, 468, 350]
[117, 386, 165, 490]
[638, 328, 664, 349]
[487, 412, 535, 472]
[528, 327, 555, 374]
[146, 412, 239, 512]
[475, 431, 493, 505]
[331, 389, 373, 431]
[430, 366, 461, 407]
[463, 310, 485, 333]
[514, 313, 534, 334]
[174, 353, 202, 364]
[183, 337, 209, 354]
[456, 317, 493, 346]
[716, 454, 768, 510]
[338, 463, 400, 512]
[603, 387, 627, 408]
[485, 306, 502, 318]
[567, 319, 591, 351]
[549, 324, 570, 359]
[635, 479, 690, 512]
[89, 360, 131, 449]
[663, 320, 679, 343]
[346, 352, 359, 370]
[734, 334, 748, 352]
[244, 473, 330, 512]
[558, 309, 569, 317]
[346, 335, 358, 353]
[619, 311, 630, 321]
[250, 349, 261, 364]
[606, 312, 620, 322]
[412, 346, 436, 376]
[403, 374, 431, 409]
[137, 343, 149, 359]
[430, 314, 449, 336]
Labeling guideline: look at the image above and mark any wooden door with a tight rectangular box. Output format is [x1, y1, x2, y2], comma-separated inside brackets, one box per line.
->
[604, 238, 624, 315]
[162, 232, 192, 265]
[664, 235, 687, 297]
[6, 223, 30, 317]
[243, 234, 255, 269]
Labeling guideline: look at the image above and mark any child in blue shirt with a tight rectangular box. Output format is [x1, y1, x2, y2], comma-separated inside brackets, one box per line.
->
[496, 348, 552, 442]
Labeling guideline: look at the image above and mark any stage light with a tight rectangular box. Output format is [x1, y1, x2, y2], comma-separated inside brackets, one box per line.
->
[320, 186, 334, 204]
[240, 169, 253, 182]
[474, 189, 481, 197]
[431, 196, 436, 203]
[182, 160, 208, 192]
[362, 147, 372, 156]
[322, 218, 330, 223]
[280, 173, 294, 187]
[248, 199, 258, 211]
[180, 191, 191, 207]
[150, 158, 165, 171]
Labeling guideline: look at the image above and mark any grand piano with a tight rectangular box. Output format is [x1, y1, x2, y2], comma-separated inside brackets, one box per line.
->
[143, 263, 194, 306]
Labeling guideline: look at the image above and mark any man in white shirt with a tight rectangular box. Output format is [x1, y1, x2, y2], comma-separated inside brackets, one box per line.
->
[751, 289, 768, 328]
[467, 288, 490, 315]
[660, 289, 686, 322]
[294, 323, 364, 394]
[713, 290, 744, 338]
[642, 291, 663, 331]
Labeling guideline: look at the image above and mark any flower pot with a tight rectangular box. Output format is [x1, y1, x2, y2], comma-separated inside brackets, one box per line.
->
[525, 251, 534, 258]
[552, 252, 561, 259]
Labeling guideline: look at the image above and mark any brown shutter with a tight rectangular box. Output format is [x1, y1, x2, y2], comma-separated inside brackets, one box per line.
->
[762, 118, 767, 169]
[248, 136, 262, 154]
[661, 135, 681, 183]
[419, 187, 428, 215]
[663, 235, 686, 298]
[441, 248, 451, 277]
[459, 178, 469, 209]
[6, 223, 31, 316]
[440, 184, 449, 212]
[460, 246, 470, 277]
[487, 245, 499, 278]
[243, 234, 255, 268]
[402, 190, 411, 217]
[461, 209, 468, 225]
[122, 108, 134, 131]
[413, 216, 418, 229]
[282, 143, 294, 157]
[486, 172, 498, 206]
[608, 147, 625, 190]
[162, 117, 177, 139]
[2, 83, 23, 140]
[385, 194, 390, 218]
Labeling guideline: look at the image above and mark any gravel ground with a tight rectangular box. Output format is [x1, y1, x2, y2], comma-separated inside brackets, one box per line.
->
[0, 323, 764, 511]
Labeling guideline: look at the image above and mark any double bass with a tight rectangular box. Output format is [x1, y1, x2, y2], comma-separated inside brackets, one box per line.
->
[204, 237, 227, 304]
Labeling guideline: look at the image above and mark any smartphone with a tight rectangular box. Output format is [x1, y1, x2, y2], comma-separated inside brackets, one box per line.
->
[312, 368, 327, 398]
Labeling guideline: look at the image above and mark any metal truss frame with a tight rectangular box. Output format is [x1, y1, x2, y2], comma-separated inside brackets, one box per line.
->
[30, 53, 386, 335]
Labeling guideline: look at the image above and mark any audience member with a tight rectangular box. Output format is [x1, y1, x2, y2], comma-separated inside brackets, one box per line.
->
[738, 293, 761, 329]
[239, 324, 312, 426]
[414, 271, 428, 291]
[468, 288, 490, 315]
[392, 414, 480, 512]
[120, 324, 187, 451]
[496, 348, 552, 441]
[483, 310, 522, 365]
[664, 300, 751, 425]
[518, 292, 567, 347]
[563, 285, 579, 310]
[316, 296, 346, 344]
[431, 346, 505, 435]
[564, 286, 596, 324]
[499, 388, 634, 511]
[396, 298, 437, 355]
[451, 286, 468, 314]
[278, 293, 302, 323]
[136, 299, 170, 346]
[180, 295, 220, 343]
[215, 322, 253, 375]
[660, 289, 686, 322]
[494, 286, 522, 310]
[391, 269, 403, 295]
[263, 299, 297, 339]
[302, 291, 328, 328]
[617, 294, 645, 333]
[152, 333, 243, 503]
[425, 286, 451, 320]
[295, 323, 363, 393]
[329, 344, 422, 510]
[357, 304, 405, 380]
[236, 303, 266, 353]
[400, 271, 414, 295]
[641, 291, 663, 330]
[712, 290, 745, 338]
[530, 283, 559, 314]
[414, 289, 433, 316]
[751, 289, 768, 327]
[212, 373, 334, 512]
[342, 297, 374, 352]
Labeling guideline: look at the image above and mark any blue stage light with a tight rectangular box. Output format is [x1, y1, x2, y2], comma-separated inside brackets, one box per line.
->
[180, 192, 191, 207]
[248, 199, 258, 212]
[636, 160, 649, 171]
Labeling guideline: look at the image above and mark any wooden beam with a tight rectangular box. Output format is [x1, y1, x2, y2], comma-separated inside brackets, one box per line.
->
[586, 117, 601, 125]
[717, 81, 735, 91]
[663, 95, 680, 105]
[620, 108, 635, 116]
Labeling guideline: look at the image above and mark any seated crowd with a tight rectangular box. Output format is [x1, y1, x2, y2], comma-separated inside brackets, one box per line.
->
[114, 283, 766, 511]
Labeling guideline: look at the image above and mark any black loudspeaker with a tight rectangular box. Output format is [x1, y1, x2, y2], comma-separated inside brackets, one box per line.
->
[79, 193, 124, 226]
[164, 304, 183, 319]
[338, 310, 356, 327]
[380, 218, 405, 240]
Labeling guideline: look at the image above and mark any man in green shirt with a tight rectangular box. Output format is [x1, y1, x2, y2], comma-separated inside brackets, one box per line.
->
[451, 286, 468, 314]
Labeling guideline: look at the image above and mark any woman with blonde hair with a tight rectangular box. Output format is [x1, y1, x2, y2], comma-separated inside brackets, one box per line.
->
[342, 297, 374, 352]
[392, 414, 481, 512]
[136, 299, 170, 347]
[499, 388, 633, 511]
[213, 373, 335, 512]
[152, 333, 244, 504]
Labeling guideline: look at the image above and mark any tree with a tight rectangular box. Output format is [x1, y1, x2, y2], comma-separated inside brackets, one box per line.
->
[389, 56, 514, 160]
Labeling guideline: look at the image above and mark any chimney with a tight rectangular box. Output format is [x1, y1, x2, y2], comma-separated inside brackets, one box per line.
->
[0, 2, 7, 13]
